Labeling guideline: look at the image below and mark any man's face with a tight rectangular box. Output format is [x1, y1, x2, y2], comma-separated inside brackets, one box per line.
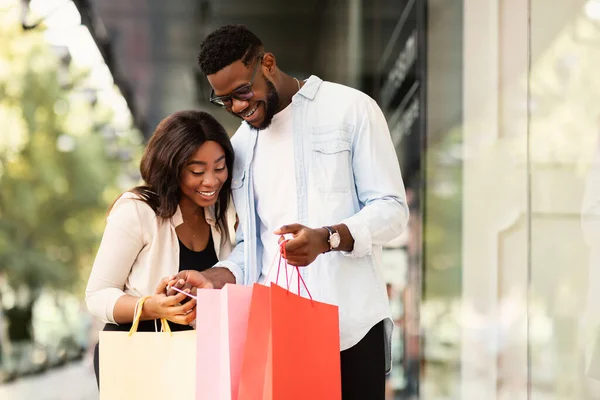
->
[208, 58, 280, 130]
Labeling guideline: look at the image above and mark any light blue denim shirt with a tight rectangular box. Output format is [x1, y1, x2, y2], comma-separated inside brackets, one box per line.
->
[217, 75, 409, 371]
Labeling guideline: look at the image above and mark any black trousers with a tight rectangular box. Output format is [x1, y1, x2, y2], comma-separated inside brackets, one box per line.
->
[340, 320, 386, 400]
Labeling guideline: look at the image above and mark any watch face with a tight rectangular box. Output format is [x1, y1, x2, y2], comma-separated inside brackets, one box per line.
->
[330, 232, 341, 249]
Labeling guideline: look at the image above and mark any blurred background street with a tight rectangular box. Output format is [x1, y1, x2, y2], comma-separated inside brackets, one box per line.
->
[3, 0, 600, 399]
[0, 359, 97, 400]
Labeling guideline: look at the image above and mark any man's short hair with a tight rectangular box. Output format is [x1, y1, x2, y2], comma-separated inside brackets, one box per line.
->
[198, 24, 263, 75]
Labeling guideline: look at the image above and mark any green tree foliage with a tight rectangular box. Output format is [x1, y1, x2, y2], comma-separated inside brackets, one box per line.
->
[0, 9, 140, 297]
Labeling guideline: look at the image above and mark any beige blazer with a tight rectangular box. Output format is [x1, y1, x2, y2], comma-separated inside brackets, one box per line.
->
[85, 192, 236, 324]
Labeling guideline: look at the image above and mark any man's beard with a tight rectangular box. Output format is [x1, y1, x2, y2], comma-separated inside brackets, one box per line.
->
[253, 79, 280, 131]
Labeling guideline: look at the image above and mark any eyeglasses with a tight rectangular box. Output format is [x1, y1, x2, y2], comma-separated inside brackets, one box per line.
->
[209, 55, 263, 108]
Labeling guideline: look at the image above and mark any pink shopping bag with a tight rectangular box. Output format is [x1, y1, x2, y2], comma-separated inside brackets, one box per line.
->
[193, 283, 253, 400]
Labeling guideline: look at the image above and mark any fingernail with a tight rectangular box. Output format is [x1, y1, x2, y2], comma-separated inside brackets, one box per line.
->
[179, 279, 184, 284]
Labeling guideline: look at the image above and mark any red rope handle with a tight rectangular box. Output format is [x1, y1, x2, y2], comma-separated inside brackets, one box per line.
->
[278, 240, 313, 301]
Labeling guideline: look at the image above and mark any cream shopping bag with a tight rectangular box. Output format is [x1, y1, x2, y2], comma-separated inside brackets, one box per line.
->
[99, 296, 197, 400]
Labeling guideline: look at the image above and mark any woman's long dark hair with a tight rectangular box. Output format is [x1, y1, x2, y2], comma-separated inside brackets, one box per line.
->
[128, 110, 234, 241]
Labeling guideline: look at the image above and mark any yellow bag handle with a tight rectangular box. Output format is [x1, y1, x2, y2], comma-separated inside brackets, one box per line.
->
[128, 296, 172, 336]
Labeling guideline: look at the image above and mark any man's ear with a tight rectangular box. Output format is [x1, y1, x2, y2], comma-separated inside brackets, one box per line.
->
[261, 53, 277, 76]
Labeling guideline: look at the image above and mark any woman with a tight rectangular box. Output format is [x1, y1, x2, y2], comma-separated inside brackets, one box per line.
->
[85, 110, 236, 385]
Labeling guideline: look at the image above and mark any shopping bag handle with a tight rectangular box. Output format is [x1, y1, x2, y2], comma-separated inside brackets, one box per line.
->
[276, 240, 313, 301]
[128, 296, 172, 336]
[263, 239, 313, 302]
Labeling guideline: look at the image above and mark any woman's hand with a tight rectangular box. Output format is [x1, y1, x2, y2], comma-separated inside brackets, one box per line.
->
[142, 276, 197, 325]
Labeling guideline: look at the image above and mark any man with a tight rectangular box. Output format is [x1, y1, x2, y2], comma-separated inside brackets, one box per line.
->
[175, 24, 408, 398]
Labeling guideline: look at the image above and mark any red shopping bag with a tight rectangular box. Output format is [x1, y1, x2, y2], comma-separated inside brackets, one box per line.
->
[237, 242, 342, 400]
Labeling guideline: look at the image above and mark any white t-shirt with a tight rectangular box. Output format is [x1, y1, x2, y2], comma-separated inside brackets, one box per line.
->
[252, 103, 299, 289]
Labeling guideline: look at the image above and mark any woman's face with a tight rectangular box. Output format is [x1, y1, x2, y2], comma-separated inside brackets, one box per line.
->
[180, 140, 228, 208]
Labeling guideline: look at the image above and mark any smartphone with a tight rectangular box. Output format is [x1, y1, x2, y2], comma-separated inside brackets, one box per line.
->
[167, 281, 196, 304]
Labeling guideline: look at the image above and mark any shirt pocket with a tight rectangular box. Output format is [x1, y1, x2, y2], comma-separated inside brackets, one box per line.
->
[311, 128, 353, 193]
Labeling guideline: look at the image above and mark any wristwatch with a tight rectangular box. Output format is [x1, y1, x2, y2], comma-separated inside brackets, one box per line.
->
[324, 226, 341, 251]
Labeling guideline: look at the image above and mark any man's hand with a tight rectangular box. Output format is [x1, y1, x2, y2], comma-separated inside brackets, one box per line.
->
[165, 267, 236, 296]
[274, 224, 329, 267]
[166, 270, 214, 297]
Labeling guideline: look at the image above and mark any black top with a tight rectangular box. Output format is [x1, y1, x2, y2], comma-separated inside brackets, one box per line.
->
[178, 233, 218, 273]
[102, 232, 218, 333]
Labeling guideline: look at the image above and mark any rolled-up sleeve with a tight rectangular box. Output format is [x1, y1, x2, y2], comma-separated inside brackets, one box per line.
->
[341, 97, 409, 258]
[85, 195, 144, 324]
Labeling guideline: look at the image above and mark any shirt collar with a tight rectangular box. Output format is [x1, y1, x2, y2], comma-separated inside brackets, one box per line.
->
[295, 75, 323, 101]
[171, 205, 217, 228]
